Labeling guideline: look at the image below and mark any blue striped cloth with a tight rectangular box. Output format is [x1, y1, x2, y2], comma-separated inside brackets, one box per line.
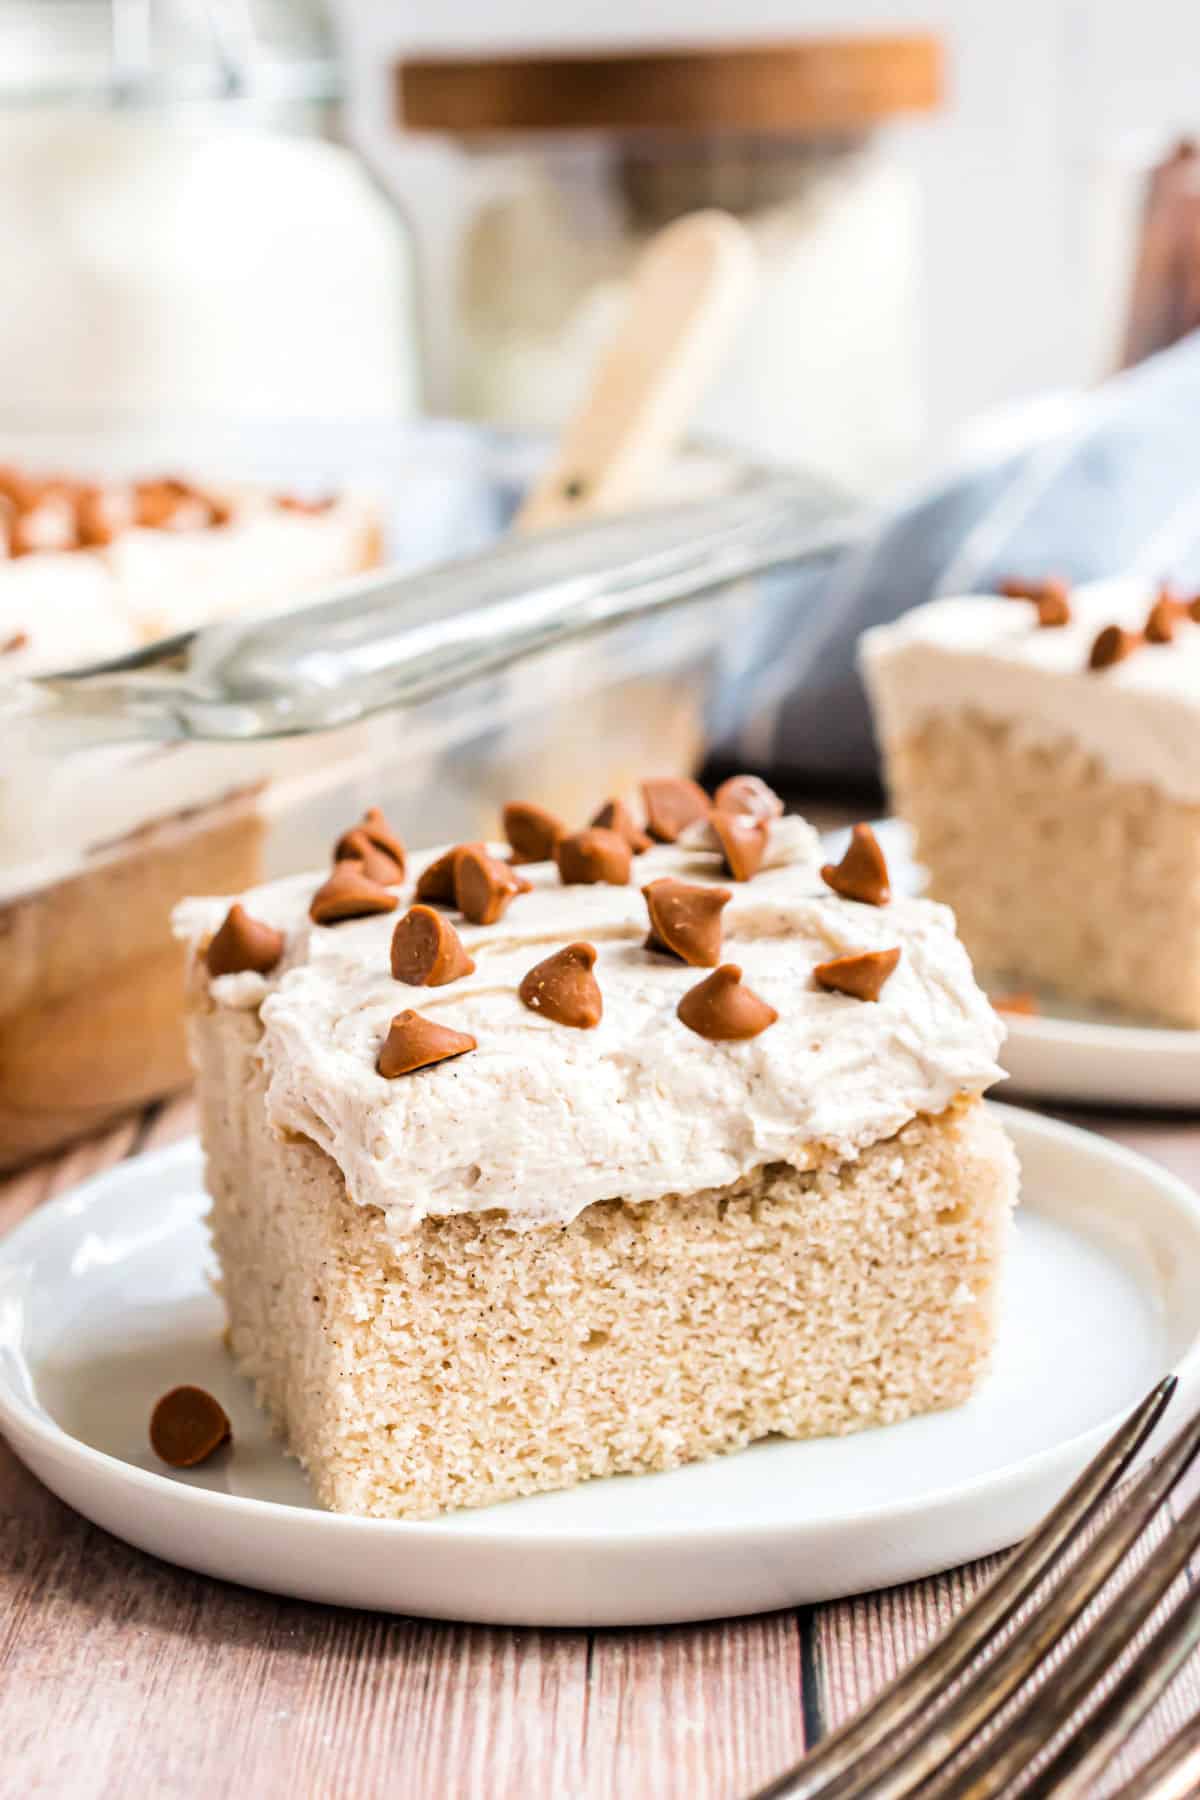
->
[710, 333, 1200, 783]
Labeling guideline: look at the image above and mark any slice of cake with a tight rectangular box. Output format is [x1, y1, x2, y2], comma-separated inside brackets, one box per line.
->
[175, 784, 1017, 1520]
[862, 577, 1200, 1027]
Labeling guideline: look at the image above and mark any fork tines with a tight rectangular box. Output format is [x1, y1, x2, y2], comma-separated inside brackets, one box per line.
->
[751, 1377, 1200, 1800]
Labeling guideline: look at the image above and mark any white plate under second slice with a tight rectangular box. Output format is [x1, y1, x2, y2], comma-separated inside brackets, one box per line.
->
[828, 820, 1200, 1110]
[0, 1105, 1198, 1627]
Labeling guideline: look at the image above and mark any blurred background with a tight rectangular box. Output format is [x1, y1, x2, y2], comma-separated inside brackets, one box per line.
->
[3, 0, 1199, 476]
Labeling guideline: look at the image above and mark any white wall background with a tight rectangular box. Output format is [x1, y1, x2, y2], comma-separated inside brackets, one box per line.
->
[337, 0, 1200, 450]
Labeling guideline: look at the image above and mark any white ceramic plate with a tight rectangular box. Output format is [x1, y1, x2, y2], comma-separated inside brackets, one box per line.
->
[835, 821, 1200, 1110]
[1, 1107, 1198, 1628]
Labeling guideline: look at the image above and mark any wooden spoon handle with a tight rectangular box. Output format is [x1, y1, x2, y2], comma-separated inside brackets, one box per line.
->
[513, 209, 756, 533]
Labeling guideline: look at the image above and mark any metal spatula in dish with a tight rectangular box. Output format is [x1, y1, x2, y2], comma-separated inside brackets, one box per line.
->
[12, 211, 866, 752]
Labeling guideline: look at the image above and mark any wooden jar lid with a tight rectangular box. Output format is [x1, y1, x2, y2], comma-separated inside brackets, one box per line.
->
[397, 36, 943, 136]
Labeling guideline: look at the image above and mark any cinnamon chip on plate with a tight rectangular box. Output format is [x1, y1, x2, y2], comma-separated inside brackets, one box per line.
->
[1, 629, 29, 654]
[640, 776, 711, 843]
[821, 824, 891, 907]
[377, 1010, 477, 1078]
[813, 946, 901, 1003]
[414, 843, 484, 905]
[643, 877, 731, 967]
[1035, 589, 1072, 628]
[391, 905, 475, 986]
[992, 990, 1040, 1017]
[712, 773, 784, 820]
[335, 807, 407, 882]
[590, 797, 652, 854]
[310, 861, 399, 925]
[205, 903, 284, 978]
[999, 576, 1070, 606]
[677, 964, 778, 1041]
[555, 828, 632, 886]
[503, 801, 567, 864]
[454, 847, 529, 925]
[150, 1386, 231, 1468]
[1145, 592, 1182, 644]
[710, 811, 769, 882]
[518, 942, 602, 1028]
[1089, 624, 1140, 671]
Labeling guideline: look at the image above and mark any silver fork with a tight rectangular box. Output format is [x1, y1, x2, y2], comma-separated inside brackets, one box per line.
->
[750, 1379, 1200, 1800]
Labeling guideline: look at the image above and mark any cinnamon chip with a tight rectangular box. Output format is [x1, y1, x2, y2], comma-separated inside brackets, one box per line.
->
[376, 1010, 477, 1078]
[589, 797, 652, 853]
[454, 847, 529, 924]
[205, 903, 285, 978]
[992, 991, 1040, 1017]
[391, 905, 475, 986]
[640, 776, 711, 843]
[277, 493, 336, 514]
[676, 964, 778, 1041]
[712, 773, 784, 820]
[1145, 593, 1182, 644]
[503, 800, 567, 864]
[1000, 576, 1070, 606]
[334, 829, 404, 887]
[10, 489, 78, 556]
[150, 1385, 231, 1468]
[309, 861, 399, 925]
[134, 476, 217, 533]
[334, 807, 407, 883]
[813, 946, 901, 1003]
[1189, 595, 1200, 624]
[820, 824, 891, 907]
[643, 877, 731, 967]
[1, 629, 28, 655]
[76, 484, 135, 548]
[710, 811, 769, 882]
[1035, 589, 1072, 628]
[414, 843, 483, 906]
[554, 827, 632, 887]
[518, 942, 602, 1028]
[1089, 624, 1140, 671]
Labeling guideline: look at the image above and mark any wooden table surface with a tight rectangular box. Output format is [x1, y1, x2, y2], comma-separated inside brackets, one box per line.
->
[3, 1094, 1200, 1798]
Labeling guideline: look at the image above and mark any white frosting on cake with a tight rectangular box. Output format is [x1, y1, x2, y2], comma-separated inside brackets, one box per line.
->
[0, 487, 378, 679]
[175, 827, 1006, 1235]
[0, 487, 380, 900]
[861, 577, 1200, 803]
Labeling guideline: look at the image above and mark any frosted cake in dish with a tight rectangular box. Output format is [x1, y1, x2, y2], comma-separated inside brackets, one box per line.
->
[0, 463, 382, 1167]
[862, 577, 1200, 1027]
[0, 464, 380, 674]
[176, 779, 1017, 1520]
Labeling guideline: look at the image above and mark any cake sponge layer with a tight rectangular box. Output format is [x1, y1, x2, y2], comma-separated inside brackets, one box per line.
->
[888, 710, 1200, 1028]
[195, 1002, 1017, 1520]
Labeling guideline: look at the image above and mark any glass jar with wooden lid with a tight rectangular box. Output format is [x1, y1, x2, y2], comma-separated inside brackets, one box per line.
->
[395, 36, 942, 494]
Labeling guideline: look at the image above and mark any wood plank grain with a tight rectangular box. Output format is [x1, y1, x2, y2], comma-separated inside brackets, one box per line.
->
[584, 1616, 806, 1798]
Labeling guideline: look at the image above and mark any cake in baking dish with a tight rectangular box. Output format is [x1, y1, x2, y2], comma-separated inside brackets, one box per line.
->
[0, 463, 381, 673]
[175, 779, 1017, 1520]
[862, 576, 1200, 1027]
